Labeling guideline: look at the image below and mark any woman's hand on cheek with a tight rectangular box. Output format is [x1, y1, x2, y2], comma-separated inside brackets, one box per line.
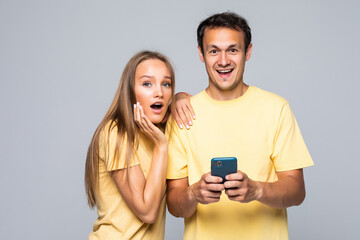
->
[134, 102, 167, 147]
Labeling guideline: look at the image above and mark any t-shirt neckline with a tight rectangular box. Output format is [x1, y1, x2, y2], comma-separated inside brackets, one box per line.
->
[202, 85, 254, 105]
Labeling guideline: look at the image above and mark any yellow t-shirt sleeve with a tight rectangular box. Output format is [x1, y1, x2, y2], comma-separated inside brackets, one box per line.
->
[271, 103, 314, 171]
[99, 123, 140, 171]
[166, 118, 188, 179]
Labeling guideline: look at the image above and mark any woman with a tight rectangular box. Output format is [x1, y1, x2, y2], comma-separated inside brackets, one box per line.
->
[85, 50, 175, 239]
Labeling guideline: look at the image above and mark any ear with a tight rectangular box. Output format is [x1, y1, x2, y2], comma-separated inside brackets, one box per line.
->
[198, 46, 205, 63]
[245, 43, 253, 61]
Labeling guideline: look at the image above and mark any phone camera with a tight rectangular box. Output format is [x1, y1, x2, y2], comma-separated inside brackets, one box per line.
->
[213, 161, 222, 167]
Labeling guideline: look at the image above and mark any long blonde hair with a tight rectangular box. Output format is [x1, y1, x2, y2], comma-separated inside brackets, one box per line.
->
[85, 51, 175, 208]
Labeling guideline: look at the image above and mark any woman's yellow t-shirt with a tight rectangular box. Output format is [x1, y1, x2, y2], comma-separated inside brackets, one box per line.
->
[89, 123, 166, 240]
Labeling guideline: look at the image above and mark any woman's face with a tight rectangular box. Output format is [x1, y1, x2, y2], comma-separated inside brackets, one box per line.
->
[134, 59, 172, 124]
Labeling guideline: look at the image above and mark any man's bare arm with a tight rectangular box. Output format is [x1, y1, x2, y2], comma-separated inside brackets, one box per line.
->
[167, 178, 197, 218]
[167, 173, 224, 218]
[224, 169, 306, 209]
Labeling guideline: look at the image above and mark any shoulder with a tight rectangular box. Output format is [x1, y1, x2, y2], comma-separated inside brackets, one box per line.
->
[250, 86, 289, 107]
[189, 90, 210, 108]
[98, 120, 128, 151]
[100, 120, 119, 141]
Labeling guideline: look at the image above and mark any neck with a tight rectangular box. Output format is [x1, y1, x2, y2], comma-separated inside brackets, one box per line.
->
[205, 82, 249, 101]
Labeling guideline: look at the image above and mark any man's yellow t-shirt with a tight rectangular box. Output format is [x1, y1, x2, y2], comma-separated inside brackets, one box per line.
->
[166, 86, 314, 240]
[89, 123, 166, 240]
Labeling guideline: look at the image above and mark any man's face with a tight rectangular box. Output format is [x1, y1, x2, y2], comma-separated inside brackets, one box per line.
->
[199, 27, 252, 92]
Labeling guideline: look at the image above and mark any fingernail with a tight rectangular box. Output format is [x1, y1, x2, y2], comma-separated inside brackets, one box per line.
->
[189, 120, 192, 125]
[179, 124, 183, 129]
[193, 115, 196, 120]
[137, 102, 140, 106]
[186, 124, 189, 129]
[134, 104, 136, 109]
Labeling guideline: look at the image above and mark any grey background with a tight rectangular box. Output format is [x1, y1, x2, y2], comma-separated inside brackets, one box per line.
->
[1, 0, 359, 239]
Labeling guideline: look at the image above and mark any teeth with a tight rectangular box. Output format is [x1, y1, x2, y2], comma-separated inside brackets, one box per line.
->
[218, 69, 231, 73]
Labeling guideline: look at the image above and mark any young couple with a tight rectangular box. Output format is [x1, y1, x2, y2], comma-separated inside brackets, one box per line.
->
[85, 12, 313, 240]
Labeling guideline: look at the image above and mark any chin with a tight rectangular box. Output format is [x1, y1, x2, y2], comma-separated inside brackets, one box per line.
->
[148, 116, 164, 124]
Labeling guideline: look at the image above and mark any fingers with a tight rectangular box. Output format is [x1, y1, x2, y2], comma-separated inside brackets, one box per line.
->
[181, 107, 193, 129]
[192, 184, 223, 204]
[203, 172, 223, 184]
[223, 171, 259, 203]
[224, 179, 247, 190]
[225, 170, 246, 181]
[134, 103, 141, 125]
[223, 180, 248, 202]
[225, 187, 248, 197]
[173, 109, 184, 129]
[200, 191, 223, 204]
[134, 102, 151, 131]
[134, 102, 167, 146]
[185, 100, 196, 121]
[224, 171, 247, 191]
[138, 103, 153, 129]
[202, 173, 224, 192]
[172, 92, 195, 129]
[174, 107, 192, 129]
[191, 173, 225, 204]
[226, 193, 248, 202]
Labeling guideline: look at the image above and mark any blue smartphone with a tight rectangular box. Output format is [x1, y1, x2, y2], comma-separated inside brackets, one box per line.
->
[211, 157, 237, 183]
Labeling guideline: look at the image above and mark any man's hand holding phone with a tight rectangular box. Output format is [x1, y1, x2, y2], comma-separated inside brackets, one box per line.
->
[224, 170, 261, 203]
[190, 172, 224, 204]
[191, 157, 261, 205]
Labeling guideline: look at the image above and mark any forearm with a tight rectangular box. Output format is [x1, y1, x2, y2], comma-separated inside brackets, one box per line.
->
[140, 145, 168, 217]
[167, 180, 198, 218]
[256, 171, 305, 209]
[115, 144, 168, 223]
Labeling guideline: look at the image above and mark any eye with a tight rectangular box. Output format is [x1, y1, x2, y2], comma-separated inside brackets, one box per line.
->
[209, 49, 218, 54]
[143, 81, 151, 87]
[163, 82, 171, 87]
[229, 48, 238, 53]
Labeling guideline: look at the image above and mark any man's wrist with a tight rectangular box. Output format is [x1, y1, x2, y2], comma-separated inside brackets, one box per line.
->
[188, 184, 198, 204]
[254, 181, 264, 202]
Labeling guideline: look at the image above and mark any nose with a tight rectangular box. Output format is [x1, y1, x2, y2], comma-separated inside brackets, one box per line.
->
[218, 52, 230, 67]
[154, 84, 164, 98]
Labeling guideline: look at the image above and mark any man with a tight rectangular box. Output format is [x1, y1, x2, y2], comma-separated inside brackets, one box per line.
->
[166, 12, 314, 240]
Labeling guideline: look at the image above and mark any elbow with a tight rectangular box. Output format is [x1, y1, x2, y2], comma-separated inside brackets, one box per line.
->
[279, 187, 306, 208]
[141, 217, 157, 224]
[167, 205, 182, 218]
[287, 187, 306, 207]
[167, 203, 193, 218]
[294, 189, 306, 206]
[138, 212, 159, 224]
[167, 198, 184, 218]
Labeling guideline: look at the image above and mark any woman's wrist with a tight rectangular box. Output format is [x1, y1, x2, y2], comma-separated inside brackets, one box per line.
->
[153, 141, 168, 151]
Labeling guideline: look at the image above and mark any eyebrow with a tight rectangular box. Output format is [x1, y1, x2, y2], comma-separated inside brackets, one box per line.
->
[206, 44, 220, 50]
[206, 44, 241, 50]
[228, 44, 240, 49]
[139, 75, 154, 79]
[139, 75, 172, 80]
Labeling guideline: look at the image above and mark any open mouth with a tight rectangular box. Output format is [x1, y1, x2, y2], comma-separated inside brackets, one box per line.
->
[216, 69, 233, 77]
[150, 103, 163, 110]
